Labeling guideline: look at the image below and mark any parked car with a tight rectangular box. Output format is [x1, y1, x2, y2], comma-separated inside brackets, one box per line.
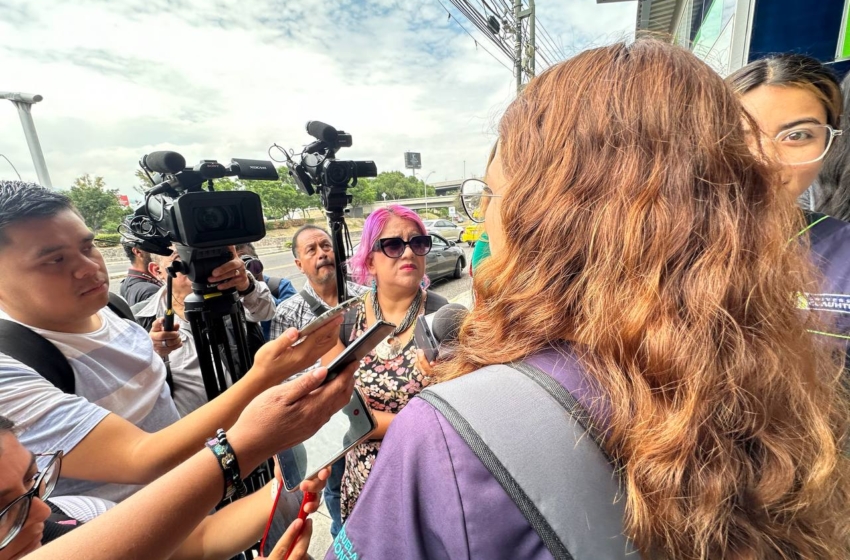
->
[422, 219, 464, 243]
[351, 233, 466, 282]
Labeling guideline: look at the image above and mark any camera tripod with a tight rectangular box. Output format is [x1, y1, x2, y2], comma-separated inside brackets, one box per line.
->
[323, 188, 354, 302]
[165, 260, 270, 559]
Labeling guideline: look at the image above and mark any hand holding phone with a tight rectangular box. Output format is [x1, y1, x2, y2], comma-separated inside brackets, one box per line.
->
[294, 298, 359, 345]
[323, 320, 396, 385]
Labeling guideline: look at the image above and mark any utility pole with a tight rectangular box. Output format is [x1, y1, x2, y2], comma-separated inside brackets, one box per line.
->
[513, 0, 537, 95]
[0, 92, 53, 188]
[514, 0, 523, 94]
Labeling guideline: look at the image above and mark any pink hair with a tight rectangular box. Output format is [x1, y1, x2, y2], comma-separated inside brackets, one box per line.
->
[348, 205, 431, 288]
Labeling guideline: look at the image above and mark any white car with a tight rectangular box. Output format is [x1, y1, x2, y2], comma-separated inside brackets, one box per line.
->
[423, 219, 464, 243]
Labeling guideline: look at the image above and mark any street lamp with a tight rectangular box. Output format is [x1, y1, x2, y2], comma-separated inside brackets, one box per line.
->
[423, 171, 435, 214]
[0, 92, 52, 188]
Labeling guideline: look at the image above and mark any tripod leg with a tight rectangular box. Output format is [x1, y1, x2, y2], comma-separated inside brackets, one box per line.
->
[205, 314, 233, 394]
[186, 312, 224, 402]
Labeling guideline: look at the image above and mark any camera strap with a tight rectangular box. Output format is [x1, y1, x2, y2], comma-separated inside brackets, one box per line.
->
[299, 289, 330, 317]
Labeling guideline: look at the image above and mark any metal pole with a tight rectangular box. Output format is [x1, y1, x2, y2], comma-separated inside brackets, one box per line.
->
[0, 92, 52, 188]
[14, 102, 53, 188]
[528, 0, 536, 77]
[514, 0, 523, 94]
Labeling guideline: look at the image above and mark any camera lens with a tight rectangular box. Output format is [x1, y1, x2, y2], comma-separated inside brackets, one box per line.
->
[195, 206, 231, 232]
[324, 161, 352, 186]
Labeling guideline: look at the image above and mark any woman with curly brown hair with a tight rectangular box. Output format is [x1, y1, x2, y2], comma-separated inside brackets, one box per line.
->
[330, 39, 850, 560]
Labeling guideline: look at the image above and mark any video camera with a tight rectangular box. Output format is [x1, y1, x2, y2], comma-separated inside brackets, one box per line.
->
[285, 121, 377, 213]
[278, 121, 378, 302]
[123, 151, 278, 289]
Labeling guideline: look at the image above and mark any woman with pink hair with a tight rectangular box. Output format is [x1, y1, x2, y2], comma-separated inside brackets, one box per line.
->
[324, 205, 448, 520]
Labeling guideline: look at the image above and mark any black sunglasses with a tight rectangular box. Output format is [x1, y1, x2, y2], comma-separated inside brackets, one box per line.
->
[372, 235, 432, 258]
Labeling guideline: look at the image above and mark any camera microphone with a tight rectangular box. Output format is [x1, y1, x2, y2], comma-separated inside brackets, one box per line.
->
[306, 121, 339, 146]
[143, 151, 186, 175]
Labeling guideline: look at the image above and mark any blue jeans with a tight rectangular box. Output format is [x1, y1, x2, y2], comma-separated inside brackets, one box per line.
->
[324, 457, 345, 538]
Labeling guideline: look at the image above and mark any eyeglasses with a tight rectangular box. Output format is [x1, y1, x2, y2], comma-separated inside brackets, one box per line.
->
[371, 235, 432, 258]
[460, 179, 501, 224]
[0, 452, 63, 550]
[771, 124, 843, 166]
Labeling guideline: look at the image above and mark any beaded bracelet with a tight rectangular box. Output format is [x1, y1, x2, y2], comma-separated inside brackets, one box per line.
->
[205, 429, 248, 501]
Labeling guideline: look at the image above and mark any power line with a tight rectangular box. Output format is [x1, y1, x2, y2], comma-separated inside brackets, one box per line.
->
[450, 0, 515, 59]
[435, 0, 514, 72]
[0, 154, 22, 181]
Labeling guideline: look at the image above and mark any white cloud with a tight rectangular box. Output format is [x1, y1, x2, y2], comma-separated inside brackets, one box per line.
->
[0, 0, 636, 198]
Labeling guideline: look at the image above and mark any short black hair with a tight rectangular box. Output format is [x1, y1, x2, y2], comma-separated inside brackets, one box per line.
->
[123, 243, 136, 262]
[0, 415, 14, 433]
[291, 225, 330, 257]
[0, 181, 75, 249]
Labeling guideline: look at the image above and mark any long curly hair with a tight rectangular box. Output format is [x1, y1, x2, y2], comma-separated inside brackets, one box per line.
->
[436, 40, 850, 559]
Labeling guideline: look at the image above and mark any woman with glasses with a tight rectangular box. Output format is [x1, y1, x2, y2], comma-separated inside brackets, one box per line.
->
[726, 53, 843, 203]
[728, 56, 850, 345]
[331, 40, 850, 559]
[818, 71, 850, 221]
[324, 205, 448, 522]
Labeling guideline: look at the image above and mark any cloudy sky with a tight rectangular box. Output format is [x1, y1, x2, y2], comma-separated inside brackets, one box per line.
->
[0, 0, 636, 201]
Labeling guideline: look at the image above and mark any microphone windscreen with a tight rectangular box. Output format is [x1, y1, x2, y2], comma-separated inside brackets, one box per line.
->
[306, 120, 339, 145]
[431, 304, 468, 344]
[143, 151, 186, 175]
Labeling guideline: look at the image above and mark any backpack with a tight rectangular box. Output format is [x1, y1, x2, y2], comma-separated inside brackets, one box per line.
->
[419, 361, 638, 560]
[0, 293, 137, 395]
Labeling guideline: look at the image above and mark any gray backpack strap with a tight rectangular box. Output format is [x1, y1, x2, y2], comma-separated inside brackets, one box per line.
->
[419, 363, 636, 560]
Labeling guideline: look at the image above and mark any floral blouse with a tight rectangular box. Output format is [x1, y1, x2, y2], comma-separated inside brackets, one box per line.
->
[340, 293, 433, 520]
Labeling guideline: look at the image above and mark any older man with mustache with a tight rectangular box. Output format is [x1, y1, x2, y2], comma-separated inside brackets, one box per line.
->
[269, 225, 367, 540]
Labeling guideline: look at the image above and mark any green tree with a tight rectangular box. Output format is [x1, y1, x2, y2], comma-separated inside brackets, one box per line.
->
[68, 175, 130, 233]
[357, 172, 434, 202]
[241, 168, 317, 219]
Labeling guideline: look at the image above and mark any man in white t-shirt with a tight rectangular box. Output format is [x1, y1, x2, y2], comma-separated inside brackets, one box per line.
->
[0, 181, 352, 503]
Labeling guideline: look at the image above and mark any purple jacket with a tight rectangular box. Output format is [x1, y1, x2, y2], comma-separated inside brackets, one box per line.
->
[804, 213, 850, 337]
[327, 348, 605, 560]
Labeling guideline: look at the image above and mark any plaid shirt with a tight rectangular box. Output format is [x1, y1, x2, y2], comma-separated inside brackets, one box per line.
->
[269, 280, 368, 340]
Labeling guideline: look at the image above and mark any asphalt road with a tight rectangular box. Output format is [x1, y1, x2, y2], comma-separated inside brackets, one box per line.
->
[109, 246, 474, 303]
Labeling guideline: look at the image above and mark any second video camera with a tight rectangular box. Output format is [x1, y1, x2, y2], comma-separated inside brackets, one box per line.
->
[286, 121, 377, 212]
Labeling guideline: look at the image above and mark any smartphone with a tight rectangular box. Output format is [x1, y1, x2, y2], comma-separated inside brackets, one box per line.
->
[323, 320, 396, 385]
[414, 315, 439, 363]
[294, 297, 359, 344]
[276, 388, 376, 491]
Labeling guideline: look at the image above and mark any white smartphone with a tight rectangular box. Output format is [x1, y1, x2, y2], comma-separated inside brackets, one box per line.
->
[293, 297, 359, 344]
[276, 387, 377, 491]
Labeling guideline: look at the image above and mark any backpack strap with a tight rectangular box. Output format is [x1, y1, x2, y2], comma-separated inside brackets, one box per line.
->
[299, 289, 330, 316]
[107, 292, 136, 323]
[267, 277, 283, 299]
[418, 362, 636, 560]
[0, 320, 75, 394]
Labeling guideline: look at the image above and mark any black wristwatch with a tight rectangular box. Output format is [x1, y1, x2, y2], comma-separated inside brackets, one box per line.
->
[237, 273, 256, 297]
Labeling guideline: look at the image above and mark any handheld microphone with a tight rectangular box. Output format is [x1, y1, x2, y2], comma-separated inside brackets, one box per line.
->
[414, 303, 468, 362]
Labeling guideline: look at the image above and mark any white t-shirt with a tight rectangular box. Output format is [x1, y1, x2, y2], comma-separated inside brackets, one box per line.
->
[0, 307, 180, 503]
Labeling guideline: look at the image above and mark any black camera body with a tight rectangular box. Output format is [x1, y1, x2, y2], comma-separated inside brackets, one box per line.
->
[287, 121, 377, 212]
[125, 151, 277, 289]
